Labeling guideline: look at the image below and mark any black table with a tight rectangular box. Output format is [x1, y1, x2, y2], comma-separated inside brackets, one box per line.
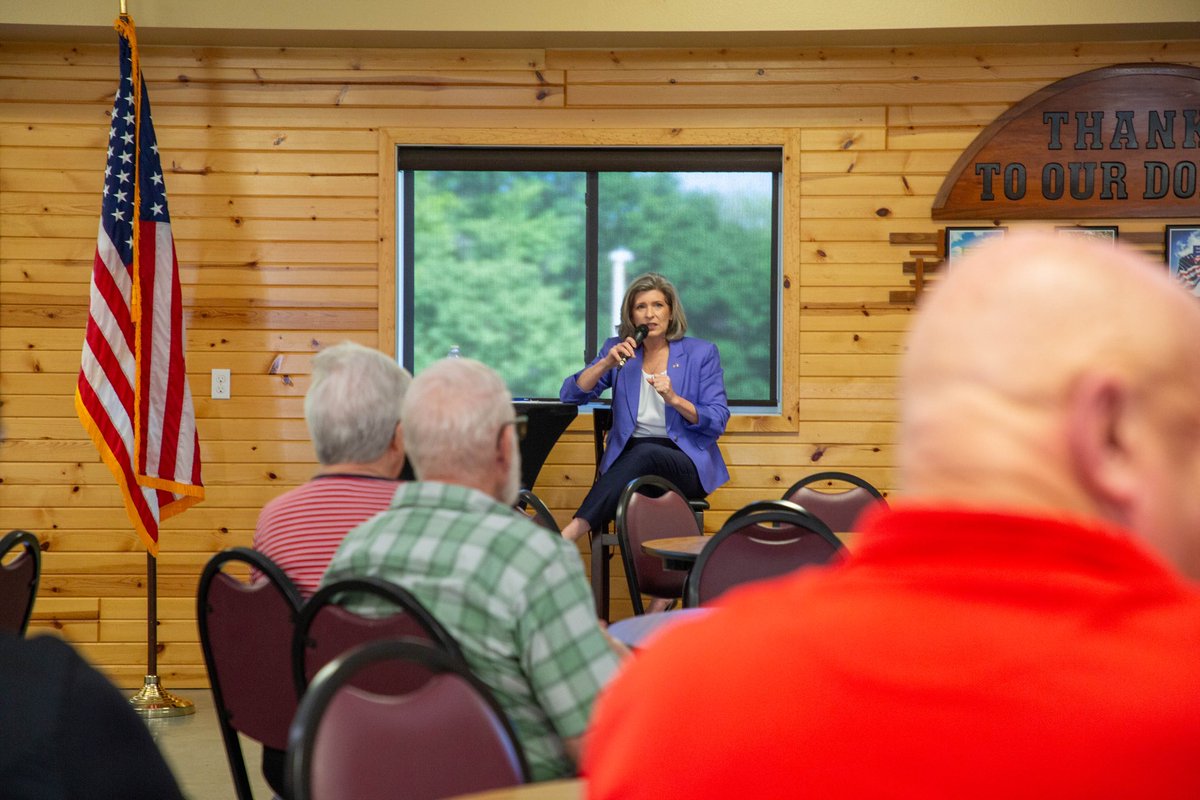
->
[513, 401, 577, 490]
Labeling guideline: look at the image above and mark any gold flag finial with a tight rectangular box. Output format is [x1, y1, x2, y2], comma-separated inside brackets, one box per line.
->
[120, 0, 127, 16]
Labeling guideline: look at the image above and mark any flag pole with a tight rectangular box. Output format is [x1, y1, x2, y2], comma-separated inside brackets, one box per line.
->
[129, 554, 194, 717]
[101, 6, 194, 718]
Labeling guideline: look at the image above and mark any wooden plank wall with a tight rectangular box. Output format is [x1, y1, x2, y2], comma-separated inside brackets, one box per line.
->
[2, 38, 1197, 687]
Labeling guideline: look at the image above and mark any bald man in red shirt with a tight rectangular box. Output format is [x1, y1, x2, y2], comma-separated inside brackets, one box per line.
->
[584, 232, 1200, 799]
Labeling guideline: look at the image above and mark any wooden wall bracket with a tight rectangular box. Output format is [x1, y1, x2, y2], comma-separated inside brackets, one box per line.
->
[889, 231, 943, 305]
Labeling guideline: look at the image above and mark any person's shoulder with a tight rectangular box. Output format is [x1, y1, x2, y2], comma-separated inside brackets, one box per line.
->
[260, 478, 365, 514]
[0, 634, 114, 707]
[1157, 580, 1200, 623]
[0, 632, 79, 672]
[674, 336, 721, 361]
[494, 505, 564, 551]
[258, 481, 309, 515]
[486, 507, 582, 573]
[677, 335, 717, 351]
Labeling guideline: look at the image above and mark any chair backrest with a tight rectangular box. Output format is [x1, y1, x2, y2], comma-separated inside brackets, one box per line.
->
[197, 547, 303, 800]
[783, 471, 887, 532]
[293, 576, 464, 696]
[515, 489, 560, 534]
[686, 503, 843, 607]
[615, 475, 700, 615]
[287, 638, 529, 800]
[726, 499, 822, 526]
[0, 530, 41, 637]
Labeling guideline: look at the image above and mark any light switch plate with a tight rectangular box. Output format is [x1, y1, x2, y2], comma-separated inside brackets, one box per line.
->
[211, 368, 231, 399]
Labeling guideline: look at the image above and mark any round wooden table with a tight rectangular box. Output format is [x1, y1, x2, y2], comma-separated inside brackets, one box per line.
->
[640, 536, 710, 571]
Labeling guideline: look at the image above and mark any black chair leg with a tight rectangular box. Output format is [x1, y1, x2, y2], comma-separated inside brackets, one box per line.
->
[688, 499, 709, 533]
[590, 529, 618, 622]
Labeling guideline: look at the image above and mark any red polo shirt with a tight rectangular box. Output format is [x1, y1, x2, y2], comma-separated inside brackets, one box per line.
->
[584, 506, 1200, 799]
[253, 474, 400, 596]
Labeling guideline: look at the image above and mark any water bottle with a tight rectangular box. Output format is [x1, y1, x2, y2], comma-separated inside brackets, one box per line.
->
[447, 345, 462, 359]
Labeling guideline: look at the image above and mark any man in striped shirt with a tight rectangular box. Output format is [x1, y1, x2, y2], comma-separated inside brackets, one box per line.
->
[254, 341, 412, 596]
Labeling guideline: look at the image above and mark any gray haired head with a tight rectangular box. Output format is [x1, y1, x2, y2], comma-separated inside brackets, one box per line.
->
[304, 341, 412, 466]
[401, 358, 517, 493]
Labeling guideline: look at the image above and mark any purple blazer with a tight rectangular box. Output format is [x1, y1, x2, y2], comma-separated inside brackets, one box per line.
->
[559, 336, 730, 495]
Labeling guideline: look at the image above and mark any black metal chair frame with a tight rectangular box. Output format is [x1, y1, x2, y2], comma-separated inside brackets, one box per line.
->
[588, 406, 618, 620]
[615, 474, 701, 616]
[783, 471, 886, 501]
[726, 498, 821, 525]
[0, 530, 41, 637]
[197, 547, 304, 800]
[285, 637, 530, 800]
[292, 576, 464, 696]
[685, 504, 842, 608]
[515, 489, 560, 534]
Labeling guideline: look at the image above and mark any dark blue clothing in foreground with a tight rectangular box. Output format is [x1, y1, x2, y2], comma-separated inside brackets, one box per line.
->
[0, 633, 185, 800]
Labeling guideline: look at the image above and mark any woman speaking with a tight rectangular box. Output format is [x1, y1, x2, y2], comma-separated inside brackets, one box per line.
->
[558, 272, 730, 544]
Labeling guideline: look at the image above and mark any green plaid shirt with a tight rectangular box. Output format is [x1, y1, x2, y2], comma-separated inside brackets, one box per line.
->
[322, 481, 620, 781]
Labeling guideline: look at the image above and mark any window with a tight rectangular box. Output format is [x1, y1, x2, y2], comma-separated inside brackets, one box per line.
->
[396, 146, 782, 408]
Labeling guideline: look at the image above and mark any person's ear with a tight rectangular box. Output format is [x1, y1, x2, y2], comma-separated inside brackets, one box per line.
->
[495, 423, 516, 479]
[1065, 374, 1137, 522]
[497, 422, 514, 461]
[391, 422, 405, 459]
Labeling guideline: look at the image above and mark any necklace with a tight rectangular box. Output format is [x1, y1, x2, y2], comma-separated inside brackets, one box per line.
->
[641, 344, 669, 375]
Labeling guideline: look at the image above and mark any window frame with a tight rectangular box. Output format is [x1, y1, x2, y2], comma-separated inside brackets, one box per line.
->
[396, 145, 781, 407]
[379, 128, 801, 433]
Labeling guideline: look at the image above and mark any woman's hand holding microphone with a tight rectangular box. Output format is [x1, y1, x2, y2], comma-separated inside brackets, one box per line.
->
[608, 325, 649, 368]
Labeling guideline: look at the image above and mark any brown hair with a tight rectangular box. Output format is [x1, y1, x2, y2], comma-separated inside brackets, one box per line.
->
[617, 272, 688, 341]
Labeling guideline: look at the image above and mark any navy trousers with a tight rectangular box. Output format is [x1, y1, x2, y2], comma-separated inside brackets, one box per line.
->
[576, 436, 704, 529]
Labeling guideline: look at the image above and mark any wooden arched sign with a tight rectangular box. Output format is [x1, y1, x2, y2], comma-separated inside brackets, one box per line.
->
[933, 64, 1200, 220]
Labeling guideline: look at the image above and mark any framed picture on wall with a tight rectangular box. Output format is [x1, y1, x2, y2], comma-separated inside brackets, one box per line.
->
[944, 226, 1007, 268]
[1055, 225, 1118, 244]
[1166, 225, 1200, 296]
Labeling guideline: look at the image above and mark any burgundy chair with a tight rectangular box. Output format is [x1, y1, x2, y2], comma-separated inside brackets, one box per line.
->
[0, 530, 41, 636]
[292, 576, 463, 696]
[197, 547, 303, 800]
[783, 471, 887, 532]
[685, 501, 843, 608]
[615, 475, 702, 615]
[588, 409, 707, 620]
[286, 638, 529, 800]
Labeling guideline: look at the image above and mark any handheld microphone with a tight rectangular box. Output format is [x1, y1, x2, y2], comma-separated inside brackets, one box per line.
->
[618, 325, 650, 369]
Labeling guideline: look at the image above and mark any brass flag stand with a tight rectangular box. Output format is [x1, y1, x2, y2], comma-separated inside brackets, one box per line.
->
[130, 553, 194, 717]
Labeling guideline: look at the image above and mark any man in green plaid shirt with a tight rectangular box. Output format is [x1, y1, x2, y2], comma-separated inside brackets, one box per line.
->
[322, 357, 625, 781]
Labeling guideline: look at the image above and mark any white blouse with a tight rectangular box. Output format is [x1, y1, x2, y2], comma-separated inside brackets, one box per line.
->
[633, 371, 669, 438]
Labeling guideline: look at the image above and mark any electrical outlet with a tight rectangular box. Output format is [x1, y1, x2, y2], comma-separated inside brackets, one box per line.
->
[211, 368, 231, 400]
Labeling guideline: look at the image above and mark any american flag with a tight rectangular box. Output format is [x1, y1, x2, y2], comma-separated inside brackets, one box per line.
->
[75, 17, 204, 555]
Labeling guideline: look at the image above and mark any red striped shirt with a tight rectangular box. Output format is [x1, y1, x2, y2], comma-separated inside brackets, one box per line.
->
[253, 476, 400, 596]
